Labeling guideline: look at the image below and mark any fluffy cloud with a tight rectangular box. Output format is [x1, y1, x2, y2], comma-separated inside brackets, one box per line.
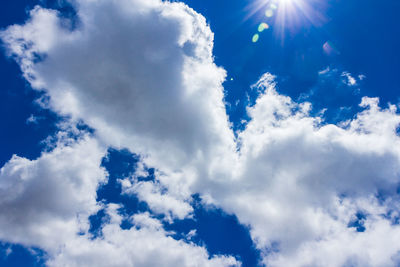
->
[0, 135, 239, 265]
[0, 141, 239, 266]
[2, 0, 400, 266]
[0, 133, 107, 250]
[47, 205, 239, 267]
[1, 0, 239, 265]
[121, 178, 194, 221]
[1, 0, 235, 171]
[206, 74, 400, 266]
[1, 0, 238, 221]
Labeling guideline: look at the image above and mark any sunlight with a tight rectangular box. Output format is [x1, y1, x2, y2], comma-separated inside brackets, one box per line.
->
[249, 0, 326, 43]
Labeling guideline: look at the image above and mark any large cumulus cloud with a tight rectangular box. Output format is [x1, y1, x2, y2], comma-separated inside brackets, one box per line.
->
[208, 74, 400, 266]
[2, 0, 400, 266]
[0, 0, 240, 265]
[1, 0, 235, 169]
[1, 0, 237, 221]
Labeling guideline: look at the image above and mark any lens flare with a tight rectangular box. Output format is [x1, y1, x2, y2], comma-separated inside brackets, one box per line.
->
[247, 0, 326, 42]
[258, 22, 270, 32]
[265, 9, 274, 17]
[252, 34, 260, 42]
[323, 41, 340, 56]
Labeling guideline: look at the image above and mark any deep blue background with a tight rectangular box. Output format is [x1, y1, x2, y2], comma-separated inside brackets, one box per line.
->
[183, 0, 400, 128]
[1, 0, 400, 266]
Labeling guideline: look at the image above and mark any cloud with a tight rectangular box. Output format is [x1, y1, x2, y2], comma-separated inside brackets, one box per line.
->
[0, 128, 239, 266]
[207, 74, 400, 266]
[4, 247, 12, 257]
[0, 0, 235, 171]
[121, 178, 194, 221]
[2, 0, 400, 267]
[341, 71, 357, 86]
[47, 205, 239, 267]
[299, 67, 367, 122]
[0, 133, 107, 250]
[1, 0, 238, 220]
[1, 1, 240, 265]
[26, 114, 42, 125]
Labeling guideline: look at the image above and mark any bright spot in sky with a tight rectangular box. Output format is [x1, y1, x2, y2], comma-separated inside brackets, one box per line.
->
[265, 9, 274, 17]
[270, 3, 278, 9]
[258, 22, 270, 32]
[248, 0, 325, 42]
[323, 41, 340, 56]
[252, 34, 260, 42]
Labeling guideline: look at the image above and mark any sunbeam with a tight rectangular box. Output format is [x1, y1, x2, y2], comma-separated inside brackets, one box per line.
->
[249, 0, 326, 43]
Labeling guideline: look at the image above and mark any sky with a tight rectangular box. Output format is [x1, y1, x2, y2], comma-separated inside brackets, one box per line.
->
[0, 0, 400, 266]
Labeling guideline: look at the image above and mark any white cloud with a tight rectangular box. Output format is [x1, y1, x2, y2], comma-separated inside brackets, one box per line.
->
[205, 74, 400, 266]
[1, 0, 238, 221]
[0, 132, 240, 266]
[2, 0, 400, 266]
[121, 177, 194, 221]
[186, 229, 197, 241]
[47, 205, 239, 267]
[26, 114, 42, 124]
[0, 133, 107, 250]
[341, 71, 357, 86]
[300, 67, 363, 107]
[0, 0, 235, 172]
[1, 0, 240, 265]
[4, 247, 12, 257]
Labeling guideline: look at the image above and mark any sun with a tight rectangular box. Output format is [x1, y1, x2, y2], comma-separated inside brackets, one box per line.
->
[250, 0, 325, 39]
[246, 0, 326, 44]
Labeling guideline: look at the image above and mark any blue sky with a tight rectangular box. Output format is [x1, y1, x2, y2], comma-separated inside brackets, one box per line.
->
[0, 0, 400, 266]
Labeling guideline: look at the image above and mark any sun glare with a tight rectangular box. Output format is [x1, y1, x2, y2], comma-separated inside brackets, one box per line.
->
[248, 0, 325, 43]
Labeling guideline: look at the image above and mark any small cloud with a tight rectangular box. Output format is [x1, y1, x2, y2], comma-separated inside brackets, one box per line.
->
[186, 229, 197, 240]
[318, 66, 331, 75]
[341, 72, 357, 86]
[5, 247, 12, 257]
[26, 114, 44, 125]
[358, 74, 366, 81]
